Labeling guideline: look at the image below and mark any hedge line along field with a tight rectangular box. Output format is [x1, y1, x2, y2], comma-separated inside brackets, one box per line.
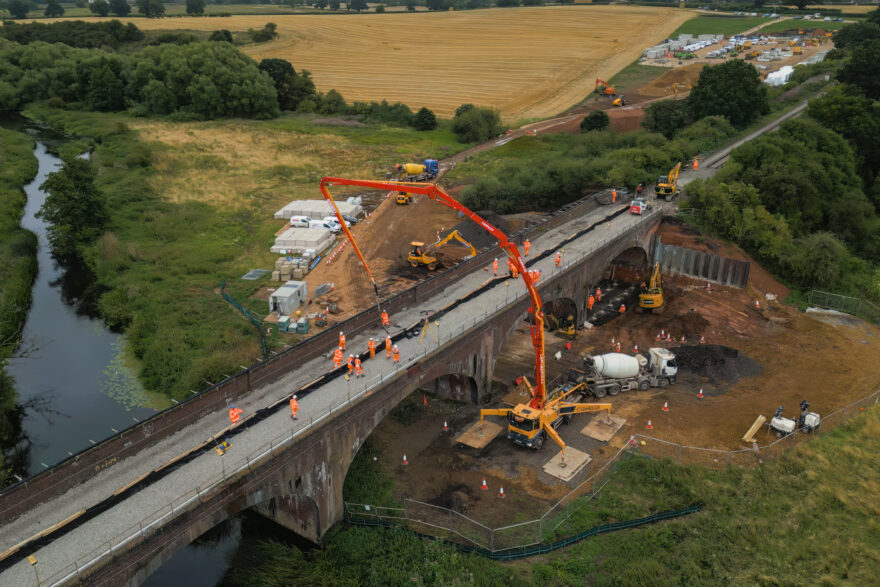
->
[55, 7, 692, 120]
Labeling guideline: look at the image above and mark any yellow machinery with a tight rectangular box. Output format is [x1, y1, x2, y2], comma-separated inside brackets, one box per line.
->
[481, 377, 611, 452]
[407, 229, 476, 270]
[396, 191, 411, 205]
[793, 46, 803, 55]
[547, 313, 577, 339]
[612, 96, 625, 107]
[654, 162, 681, 200]
[638, 262, 664, 312]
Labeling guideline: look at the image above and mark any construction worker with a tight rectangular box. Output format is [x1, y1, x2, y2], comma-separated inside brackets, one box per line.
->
[493, 258, 499, 276]
[347, 355, 354, 375]
[385, 335, 393, 358]
[619, 304, 626, 313]
[381, 310, 390, 328]
[595, 287, 602, 302]
[612, 188, 617, 203]
[636, 183, 643, 195]
[615, 341, 621, 353]
[392, 345, 400, 365]
[524, 239, 531, 257]
[555, 251, 562, 268]
[587, 295, 595, 312]
[355, 357, 364, 378]
[339, 331, 346, 350]
[289, 395, 299, 420]
[692, 159, 699, 170]
[333, 346, 344, 368]
[368, 337, 376, 359]
[228, 405, 243, 425]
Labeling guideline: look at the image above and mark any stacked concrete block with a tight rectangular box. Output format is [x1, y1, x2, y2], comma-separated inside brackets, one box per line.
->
[270, 227, 334, 255]
[274, 199, 364, 220]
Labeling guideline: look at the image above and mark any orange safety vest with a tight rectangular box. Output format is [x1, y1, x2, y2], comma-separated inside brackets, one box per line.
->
[355, 358, 363, 375]
[385, 337, 393, 357]
[392, 348, 400, 362]
[595, 288, 602, 301]
[289, 398, 299, 415]
[588, 295, 595, 309]
[493, 259, 498, 273]
[368, 339, 376, 358]
[524, 240, 531, 255]
[381, 311, 390, 326]
[339, 334, 346, 349]
[229, 407, 242, 424]
[555, 253, 561, 266]
[333, 348, 344, 366]
[347, 357, 354, 372]
[619, 304, 626, 313]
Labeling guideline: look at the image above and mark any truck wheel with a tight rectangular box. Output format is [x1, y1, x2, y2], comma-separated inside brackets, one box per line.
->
[562, 415, 571, 425]
[659, 379, 669, 389]
[428, 262, 438, 271]
[639, 380, 650, 391]
[774, 430, 783, 438]
[593, 387, 606, 399]
[410, 261, 419, 268]
[534, 433, 545, 450]
[608, 384, 621, 396]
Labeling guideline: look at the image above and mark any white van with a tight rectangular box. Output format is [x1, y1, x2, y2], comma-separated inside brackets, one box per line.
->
[289, 215, 312, 228]
[309, 220, 340, 233]
[323, 216, 351, 228]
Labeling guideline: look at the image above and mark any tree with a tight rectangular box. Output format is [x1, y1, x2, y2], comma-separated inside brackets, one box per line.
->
[186, 0, 205, 15]
[38, 159, 108, 261]
[109, 0, 131, 16]
[838, 39, 880, 99]
[406, 0, 415, 10]
[209, 29, 233, 42]
[90, 0, 110, 16]
[412, 107, 437, 131]
[374, 3, 385, 12]
[580, 110, 609, 132]
[793, 0, 808, 10]
[831, 21, 880, 50]
[259, 58, 316, 111]
[314, 0, 327, 7]
[426, 0, 446, 10]
[44, 0, 65, 17]
[348, 0, 367, 10]
[497, 0, 519, 6]
[642, 99, 689, 138]
[522, 0, 545, 5]
[329, 0, 340, 9]
[452, 106, 503, 143]
[686, 60, 768, 128]
[8, 0, 29, 18]
[137, 0, 165, 18]
[455, 103, 475, 117]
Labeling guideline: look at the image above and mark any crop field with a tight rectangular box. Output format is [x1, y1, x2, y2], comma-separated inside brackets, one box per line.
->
[67, 7, 692, 120]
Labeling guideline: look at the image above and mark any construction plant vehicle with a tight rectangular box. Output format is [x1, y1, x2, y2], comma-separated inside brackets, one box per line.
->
[547, 313, 577, 339]
[396, 191, 412, 205]
[629, 197, 650, 215]
[769, 401, 821, 438]
[392, 159, 439, 182]
[483, 377, 610, 450]
[612, 96, 625, 107]
[407, 229, 476, 270]
[654, 162, 682, 200]
[594, 78, 616, 96]
[638, 262, 664, 311]
[573, 348, 677, 398]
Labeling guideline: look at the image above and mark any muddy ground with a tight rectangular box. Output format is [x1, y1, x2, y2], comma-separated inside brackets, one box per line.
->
[366, 221, 880, 528]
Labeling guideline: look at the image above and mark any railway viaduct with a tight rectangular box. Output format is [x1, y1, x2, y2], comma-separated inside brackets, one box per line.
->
[0, 192, 665, 586]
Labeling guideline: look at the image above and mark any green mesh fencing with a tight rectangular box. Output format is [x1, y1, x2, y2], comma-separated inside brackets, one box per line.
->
[220, 281, 268, 358]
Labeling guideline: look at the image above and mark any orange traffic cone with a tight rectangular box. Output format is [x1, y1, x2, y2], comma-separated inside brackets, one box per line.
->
[402, 453, 408, 466]
[423, 395, 428, 406]
[633, 344, 639, 353]
[443, 421, 449, 432]
[700, 335, 706, 344]
[646, 419, 653, 430]
[661, 329, 665, 337]
[755, 300, 760, 309]
[662, 401, 669, 412]
[481, 478, 488, 491]
[698, 388, 704, 399]
[666, 333, 672, 342]
[498, 486, 505, 498]
[680, 336, 686, 343]
[706, 283, 711, 292]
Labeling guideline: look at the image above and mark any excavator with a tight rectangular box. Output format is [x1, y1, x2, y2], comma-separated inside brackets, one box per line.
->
[612, 96, 625, 107]
[594, 77, 616, 97]
[547, 312, 577, 339]
[408, 229, 476, 270]
[654, 162, 681, 200]
[317, 177, 610, 458]
[638, 262, 664, 312]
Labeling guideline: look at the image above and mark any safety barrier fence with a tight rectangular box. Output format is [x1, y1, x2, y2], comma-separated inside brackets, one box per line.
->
[220, 281, 268, 358]
[808, 289, 880, 325]
[0, 187, 616, 521]
[26, 198, 656, 585]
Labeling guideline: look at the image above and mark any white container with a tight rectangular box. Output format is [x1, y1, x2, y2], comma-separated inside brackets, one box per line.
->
[592, 353, 644, 379]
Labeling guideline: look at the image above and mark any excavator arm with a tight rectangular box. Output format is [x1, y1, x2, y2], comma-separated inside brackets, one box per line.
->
[649, 262, 661, 290]
[319, 177, 547, 406]
[430, 229, 477, 259]
[667, 162, 681, 187]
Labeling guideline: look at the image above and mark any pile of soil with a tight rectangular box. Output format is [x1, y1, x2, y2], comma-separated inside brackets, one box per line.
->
[445, 211, 509, 249]
[671, 344, 761, 386]
[638, 63, 704, 98]
[655, 310, 710, 340]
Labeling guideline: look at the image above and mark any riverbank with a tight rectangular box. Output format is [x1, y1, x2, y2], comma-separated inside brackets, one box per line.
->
[0, 126, 38, 486]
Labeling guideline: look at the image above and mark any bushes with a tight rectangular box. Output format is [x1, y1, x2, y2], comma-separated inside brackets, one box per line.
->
[452, 105, 503, 143]
[0, 20, 144, 49]
[580, 111, 609, 132]
[642, 99, 690, 139]
[412, 107, 438, 131]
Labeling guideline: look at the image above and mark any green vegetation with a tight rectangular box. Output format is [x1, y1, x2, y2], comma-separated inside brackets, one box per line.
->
[0, 127, 39, 488]
[223, 405, 880, 584]
[580, 110, 609, 132]
[605, 62, 668, 94]
[451, 104, 505, 143]
[687, 59, 769, 128]
[670, 15, 772, 37]
[0, 19, 143, 48]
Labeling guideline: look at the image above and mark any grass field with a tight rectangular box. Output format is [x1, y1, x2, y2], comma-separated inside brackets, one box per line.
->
[670, 14, 774, 36]
[49, 6, 693, 120]
[757, 18, 840, 33]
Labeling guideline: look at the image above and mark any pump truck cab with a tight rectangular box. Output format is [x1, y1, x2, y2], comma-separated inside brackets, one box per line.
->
[573, 348, 677, 398]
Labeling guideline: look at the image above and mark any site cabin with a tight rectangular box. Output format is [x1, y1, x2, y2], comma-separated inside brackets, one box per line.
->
[269, 281, 308, 317]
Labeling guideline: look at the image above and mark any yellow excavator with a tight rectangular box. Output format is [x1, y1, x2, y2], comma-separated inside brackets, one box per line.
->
[407, 229, 476, 270]
[654, 162, 681, 200]
[612, 96, 625, 107]
[638, 262, 664, 312]
[481, 377, 611, 452]
[547, 313, 577, 339]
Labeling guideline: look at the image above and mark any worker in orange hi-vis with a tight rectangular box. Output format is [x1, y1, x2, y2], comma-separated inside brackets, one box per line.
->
[619, 304, 626, 313]
[524, 239, 531, 257]
[493, 258, 499, 275]
[338, 331, 346, 350]
[587, 295, 595, 312]
[355, 357, 364, 378]
[693, 159, 699, 170]
[228, 405, 243, 425]
[392, 345, 400, 365]
[289, 395, 299, 420]
[555, 251, 562, 268]
[612, 188, 618, 203]
[347, 355, 354, 375]
[385, 335, 393, 358]
[595, 287, 602, 302]
[368, 337, 376, 359]
[333, 346, 344, 368]
[381, 310, 390, 328]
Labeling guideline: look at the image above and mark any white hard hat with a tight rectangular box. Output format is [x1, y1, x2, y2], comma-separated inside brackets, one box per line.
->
[293, 395, 297, 400]
[340, 331, 344, 335]
[349, 354, 353, 358]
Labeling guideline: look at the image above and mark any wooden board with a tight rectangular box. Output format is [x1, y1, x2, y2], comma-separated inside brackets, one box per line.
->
[456, 420, 503, 449]
[742, 415, 767, 443]
[543, 447, 592, 482]
[581, 413, 627, 442]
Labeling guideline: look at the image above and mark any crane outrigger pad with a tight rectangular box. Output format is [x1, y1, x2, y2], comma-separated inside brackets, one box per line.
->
[543, 448, 592, 481]
[581, 413, 627, 442]
[456, 420, 503, 449]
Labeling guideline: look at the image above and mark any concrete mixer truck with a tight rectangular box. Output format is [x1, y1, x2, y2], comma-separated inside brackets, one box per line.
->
[573, 348, 677, 398]
[390, 159, 439, 182]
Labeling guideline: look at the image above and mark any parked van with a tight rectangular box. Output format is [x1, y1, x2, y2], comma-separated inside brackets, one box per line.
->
[323, 216, 351, 228]
[309, 220, 340, 233]
[289, 215, 312, 228]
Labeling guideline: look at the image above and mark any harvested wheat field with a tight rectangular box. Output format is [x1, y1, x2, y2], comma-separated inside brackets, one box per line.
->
[76, 7, 692, 120]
